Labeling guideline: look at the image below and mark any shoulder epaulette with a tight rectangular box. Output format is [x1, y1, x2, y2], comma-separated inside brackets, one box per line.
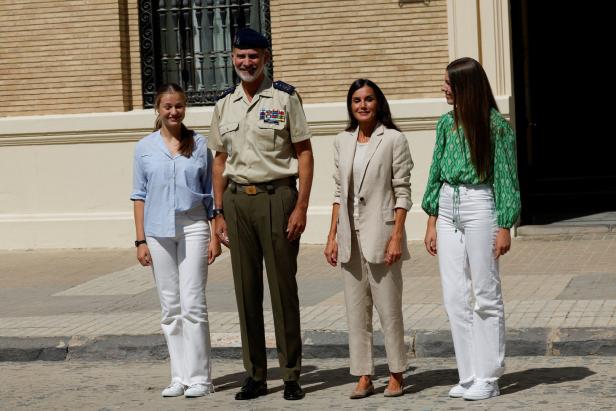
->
[273, 80, 295, 95]
[217, 85, 236, 100]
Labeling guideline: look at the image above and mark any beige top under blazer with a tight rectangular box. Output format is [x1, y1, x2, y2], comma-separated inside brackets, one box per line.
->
[333, 124, 414, 264]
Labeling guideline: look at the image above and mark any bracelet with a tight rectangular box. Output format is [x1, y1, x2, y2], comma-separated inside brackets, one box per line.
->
[134, 239, 147, 247]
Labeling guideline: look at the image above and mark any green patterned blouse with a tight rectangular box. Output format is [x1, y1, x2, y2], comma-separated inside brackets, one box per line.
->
[421, 109, 521, 228]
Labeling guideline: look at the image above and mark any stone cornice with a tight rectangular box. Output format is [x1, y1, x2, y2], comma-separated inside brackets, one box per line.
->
[0, 118, 441, 146]
[0, 97, 510, 147]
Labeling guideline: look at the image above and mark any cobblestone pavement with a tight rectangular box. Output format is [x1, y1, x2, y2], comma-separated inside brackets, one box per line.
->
[1, 234, 616, 358]
[1, 356, 615, 410]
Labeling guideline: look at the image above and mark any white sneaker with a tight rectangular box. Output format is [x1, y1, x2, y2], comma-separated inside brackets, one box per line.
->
[161, 382, 186, 397]
[463, 379, 500, 401]
[448, 380, 474, 398]
[185, 383, 214, 398]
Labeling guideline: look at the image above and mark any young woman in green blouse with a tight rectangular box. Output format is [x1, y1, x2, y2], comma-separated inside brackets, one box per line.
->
[422, 57, 521, 401]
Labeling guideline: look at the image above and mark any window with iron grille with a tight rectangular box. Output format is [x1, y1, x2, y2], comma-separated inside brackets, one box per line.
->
[139, 0, 271, 108]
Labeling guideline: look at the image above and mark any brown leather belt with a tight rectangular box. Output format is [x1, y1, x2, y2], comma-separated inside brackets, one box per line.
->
[228, 177, 296, 195]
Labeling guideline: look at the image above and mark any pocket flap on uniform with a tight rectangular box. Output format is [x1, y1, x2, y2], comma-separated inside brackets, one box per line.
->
[219, 122, 239, 134]
[257, 120, 285, 130]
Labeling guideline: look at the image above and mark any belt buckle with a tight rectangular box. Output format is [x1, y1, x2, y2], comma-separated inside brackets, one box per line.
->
[245, 185, 257, 195]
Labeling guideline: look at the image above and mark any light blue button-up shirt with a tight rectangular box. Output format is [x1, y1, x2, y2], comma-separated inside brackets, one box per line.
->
[130, 130, 214, 237]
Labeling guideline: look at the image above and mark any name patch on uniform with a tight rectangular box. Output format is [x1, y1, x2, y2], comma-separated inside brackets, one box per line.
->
[259, 109, 286, 125]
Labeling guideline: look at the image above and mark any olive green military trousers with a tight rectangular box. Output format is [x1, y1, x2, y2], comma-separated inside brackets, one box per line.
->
[223, 184, 302, 382]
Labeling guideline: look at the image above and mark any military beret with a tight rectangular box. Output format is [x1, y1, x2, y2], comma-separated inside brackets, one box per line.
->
[233, 27, 269, 49]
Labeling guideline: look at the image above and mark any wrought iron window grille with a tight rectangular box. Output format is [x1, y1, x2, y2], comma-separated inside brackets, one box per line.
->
[139, 0, 271, 108]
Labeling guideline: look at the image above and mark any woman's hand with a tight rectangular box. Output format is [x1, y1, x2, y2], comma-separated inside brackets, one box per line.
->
[136, 244, 151, 266]
[324, 236, 338, 267]
[493, 227, 511, 259]
[424, 216, 438, 256]
[384, 234, 403, 266]
[208, 235, 222, 264]
[133, 201, 150, 266]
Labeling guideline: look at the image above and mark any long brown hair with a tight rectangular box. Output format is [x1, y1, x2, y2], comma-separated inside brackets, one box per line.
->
[447, 57, 498, 179]
[154, 83, 195, 158]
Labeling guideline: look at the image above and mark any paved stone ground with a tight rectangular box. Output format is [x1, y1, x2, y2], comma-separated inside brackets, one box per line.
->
[1, 356, 615, 410]
[1, 233, 616, 358]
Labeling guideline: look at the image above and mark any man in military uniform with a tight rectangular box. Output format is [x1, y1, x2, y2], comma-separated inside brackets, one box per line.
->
[208, 28, 313, 401]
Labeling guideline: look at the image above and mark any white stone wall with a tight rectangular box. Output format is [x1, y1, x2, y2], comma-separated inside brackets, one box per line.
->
[0, 96, 511, 249]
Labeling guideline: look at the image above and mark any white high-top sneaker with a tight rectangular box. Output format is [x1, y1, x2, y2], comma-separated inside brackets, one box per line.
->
[463, 379, 500, 401]
[185, 383, 214, 397]
[448, 380, 474, 398]
[161, 382, 186, 397]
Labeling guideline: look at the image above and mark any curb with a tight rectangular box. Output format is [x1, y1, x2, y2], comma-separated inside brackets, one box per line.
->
[516, 225, 613, 236]
[2, 328, 616, 362]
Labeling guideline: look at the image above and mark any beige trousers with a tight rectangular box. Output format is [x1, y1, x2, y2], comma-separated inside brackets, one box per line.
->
[341, 229, 407, 376]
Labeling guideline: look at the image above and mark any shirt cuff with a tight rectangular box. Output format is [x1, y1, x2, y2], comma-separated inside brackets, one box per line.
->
[290, 134, 312, 144]
[394, 198, 412, 211]
[130, 191, 146, 201]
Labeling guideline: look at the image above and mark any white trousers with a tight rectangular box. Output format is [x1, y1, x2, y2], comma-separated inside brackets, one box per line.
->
[436, 183, 505, 383]
[341, 229, 407, 376]
[147, 214, 212, 387]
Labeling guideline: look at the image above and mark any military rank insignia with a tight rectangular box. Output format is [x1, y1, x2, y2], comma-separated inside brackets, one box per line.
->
[259, 108, 286, 125]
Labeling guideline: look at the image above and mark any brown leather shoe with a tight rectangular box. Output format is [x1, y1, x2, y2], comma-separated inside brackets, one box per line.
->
[383, 384, 404, 397]
[384, 374, 405, 397]
[349, 382, 375, 399]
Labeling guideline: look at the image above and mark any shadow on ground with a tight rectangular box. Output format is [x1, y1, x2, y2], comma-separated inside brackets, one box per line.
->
[213, 363, 596, 397]
[500, 367, 595, 395]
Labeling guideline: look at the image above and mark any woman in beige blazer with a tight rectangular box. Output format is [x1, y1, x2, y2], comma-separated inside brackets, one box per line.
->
[324, 79, 413, 399]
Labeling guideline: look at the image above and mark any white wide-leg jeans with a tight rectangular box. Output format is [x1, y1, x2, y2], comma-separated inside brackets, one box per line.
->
[436, 183, 505, 383]
[147, 213, 213, 388]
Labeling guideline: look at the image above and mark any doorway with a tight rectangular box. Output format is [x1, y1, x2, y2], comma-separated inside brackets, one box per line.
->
[510, 1, 616, 224]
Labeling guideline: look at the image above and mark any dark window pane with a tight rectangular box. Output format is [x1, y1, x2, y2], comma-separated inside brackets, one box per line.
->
[139, 0, 271, 107]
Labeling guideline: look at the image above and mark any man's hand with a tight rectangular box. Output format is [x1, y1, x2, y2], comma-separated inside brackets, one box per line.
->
[212, 151, 229, 247]
[286, 206, 306, 241]
[289, 139, 313, 242]
[215, 215, 230, 248]
[208, 235, 222, 264]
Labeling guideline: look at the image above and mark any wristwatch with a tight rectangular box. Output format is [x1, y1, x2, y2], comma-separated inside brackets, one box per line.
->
[134, 239, 147, 247]
[212, 208, 224, 218]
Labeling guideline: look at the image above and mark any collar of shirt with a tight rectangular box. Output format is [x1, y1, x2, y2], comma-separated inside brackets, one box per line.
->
[231, 77, 274, 107]
[154, 130, 204, 159]
[155, 130, 178, 159]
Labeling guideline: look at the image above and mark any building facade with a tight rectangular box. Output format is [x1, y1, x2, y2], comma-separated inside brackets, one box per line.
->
[0, 0, 514, 249]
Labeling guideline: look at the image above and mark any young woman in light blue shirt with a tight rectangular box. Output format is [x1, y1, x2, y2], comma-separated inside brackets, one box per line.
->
[131, 83, 221, 398]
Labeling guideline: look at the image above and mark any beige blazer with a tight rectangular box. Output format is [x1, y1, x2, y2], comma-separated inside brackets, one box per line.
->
[333, 124, 414, 264]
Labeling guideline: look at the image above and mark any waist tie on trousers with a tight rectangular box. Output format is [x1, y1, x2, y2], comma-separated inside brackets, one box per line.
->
[452, 185, 461, 233]
[445, 183, 492, 233]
